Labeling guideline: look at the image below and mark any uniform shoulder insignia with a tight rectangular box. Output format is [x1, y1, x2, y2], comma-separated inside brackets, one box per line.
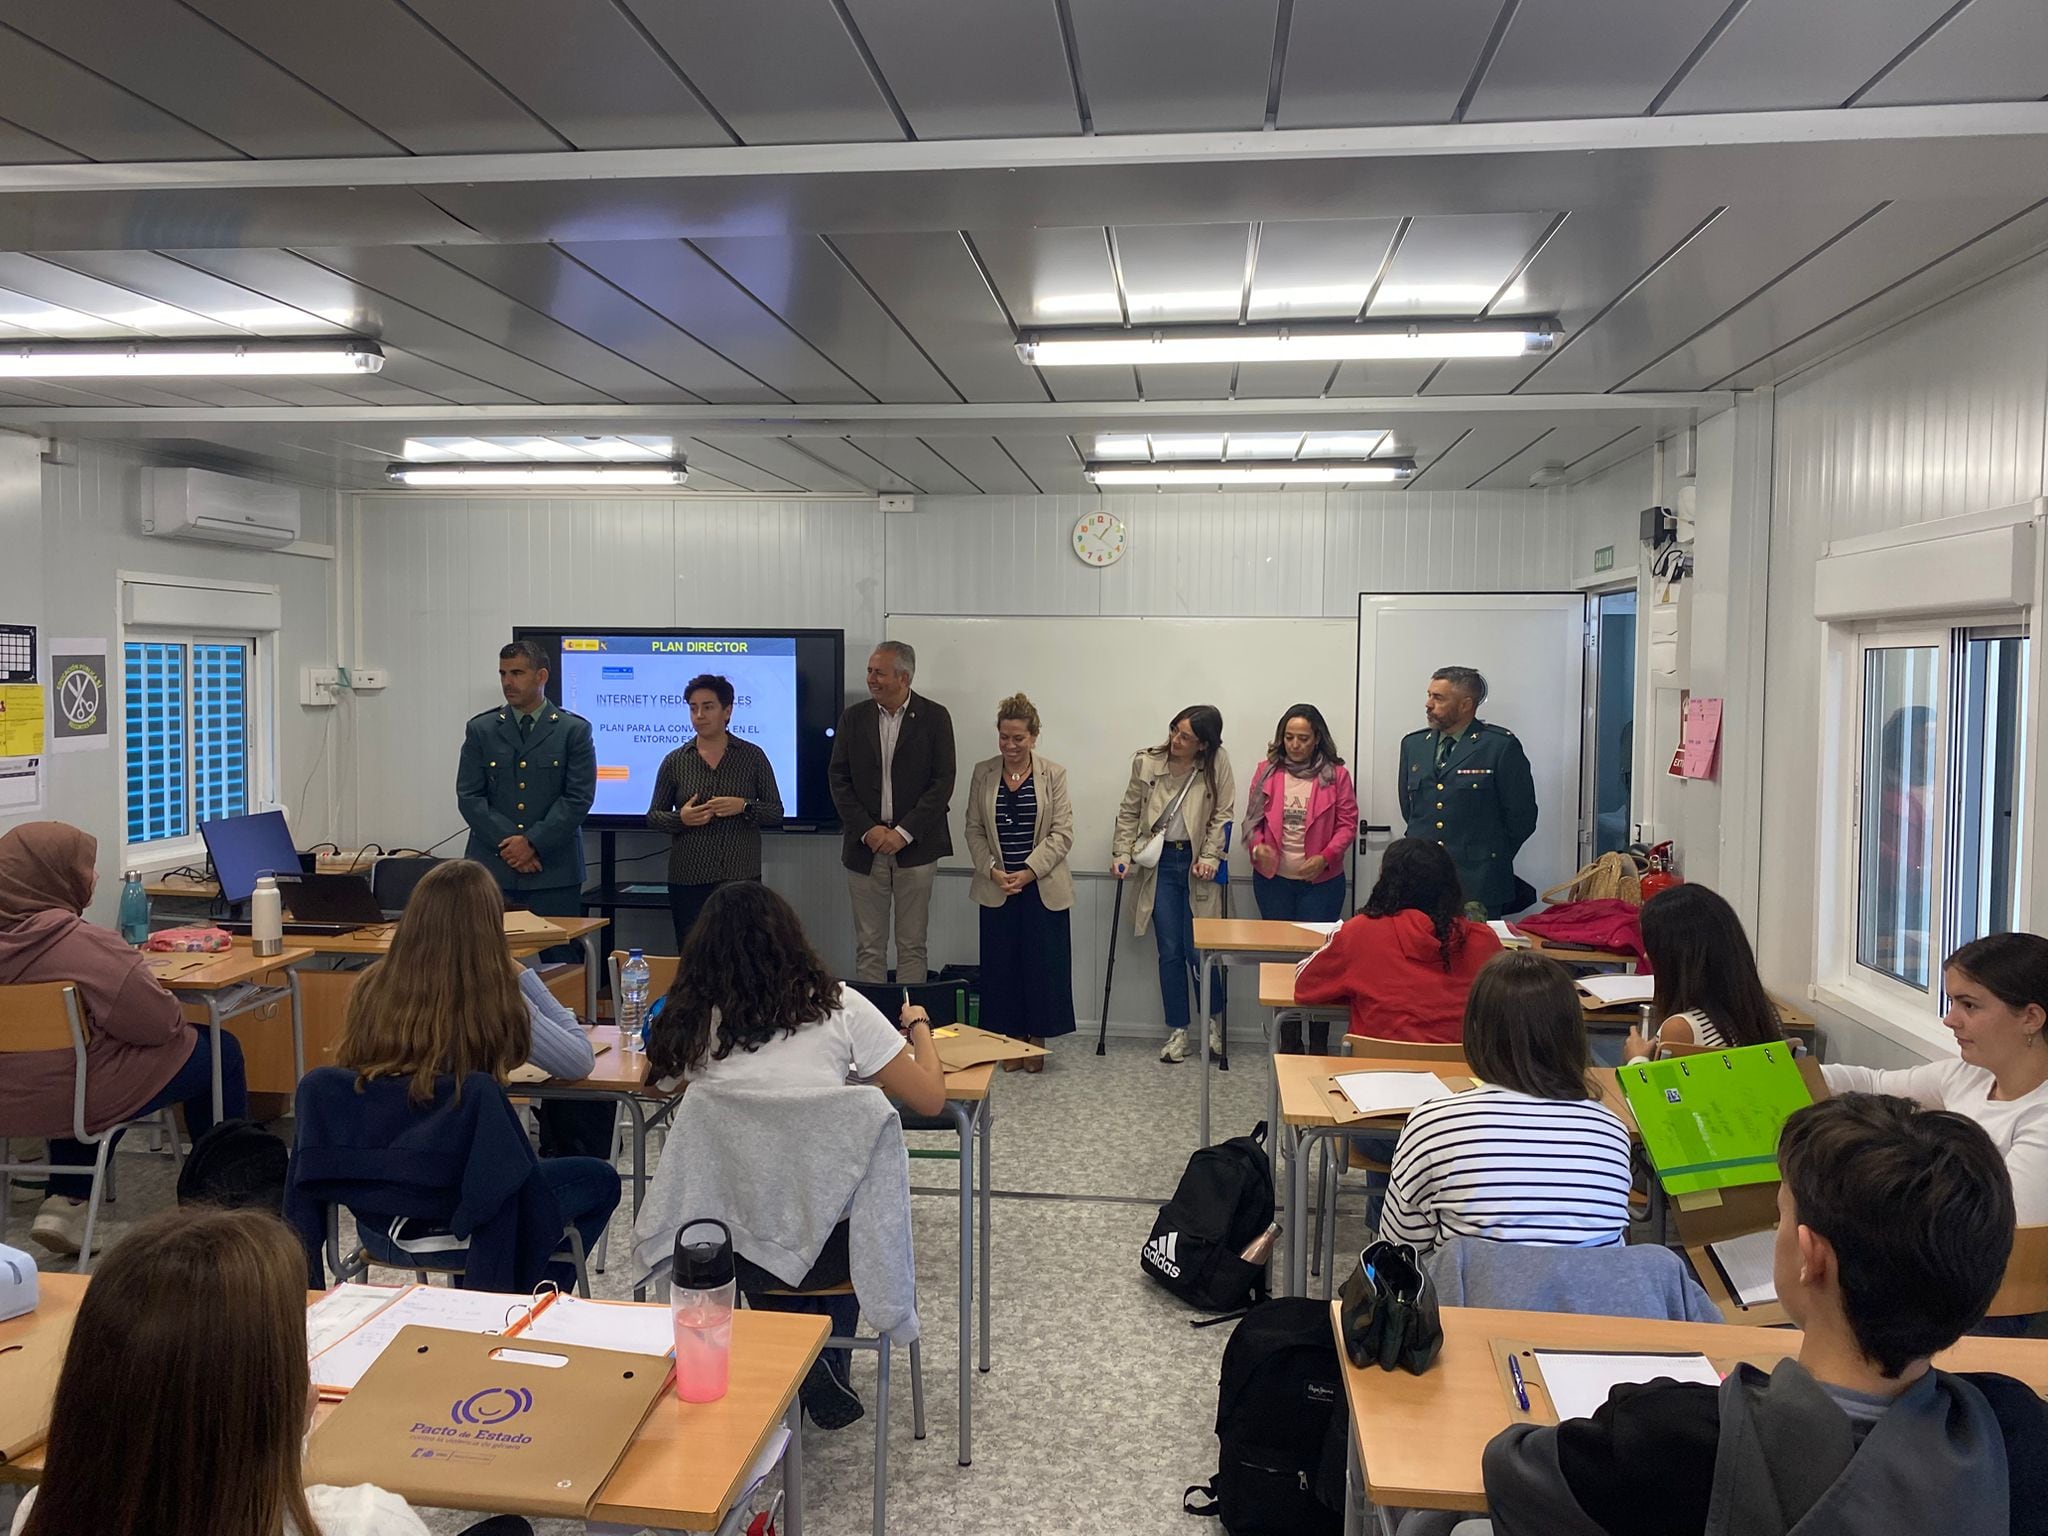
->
[468, 707, 504, 724]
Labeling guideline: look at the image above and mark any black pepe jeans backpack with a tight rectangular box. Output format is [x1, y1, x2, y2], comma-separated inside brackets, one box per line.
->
[1140, 1121, 1273, 1312]
[1184, 1296, 1347, 1536]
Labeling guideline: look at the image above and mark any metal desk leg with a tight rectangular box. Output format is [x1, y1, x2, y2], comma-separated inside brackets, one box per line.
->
[1344, 1417, 1364, 1536]
[1198, 954, 1214, 1146]
[944, 1101, 975, 1466]
[204, 995, 227, 1123]
[978, 1095, 992, 1374]
[783, 1398, 805, 1536]
[1287, 1123, 1309, 1297]
[288, 967, 306, 1088]
[580, 932, 600, 1021]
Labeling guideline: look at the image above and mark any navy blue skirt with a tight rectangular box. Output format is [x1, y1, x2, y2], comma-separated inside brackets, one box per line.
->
[978, 883, 1078, 1039]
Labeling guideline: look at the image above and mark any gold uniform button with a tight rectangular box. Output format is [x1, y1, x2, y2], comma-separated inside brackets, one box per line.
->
[1436, 782, 1444, 791]
[1435, 821, 1444, 829]
[516, 802, 526, 810]
[1435, 802, 1444, 810]
[520, 760, 527, 768]
[519, 782, 527, 790]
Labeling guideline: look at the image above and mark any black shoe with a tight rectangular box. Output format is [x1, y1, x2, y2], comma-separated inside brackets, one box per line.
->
[800, 1357, 865, 1430]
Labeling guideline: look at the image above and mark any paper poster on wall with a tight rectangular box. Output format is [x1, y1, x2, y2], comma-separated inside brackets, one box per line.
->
[0, 685, 44, 759]
[49, 640, 109, 753]
[0, 754, 41, 816]
[1678, 697, 1723, 780]
[0, 623, 34, 684]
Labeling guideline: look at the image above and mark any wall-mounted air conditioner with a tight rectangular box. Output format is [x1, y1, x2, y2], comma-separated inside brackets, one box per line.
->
[144, 467, 302, 550]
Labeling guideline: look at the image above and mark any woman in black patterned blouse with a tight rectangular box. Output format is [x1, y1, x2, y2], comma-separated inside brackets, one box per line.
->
[646, 673, 783, 950]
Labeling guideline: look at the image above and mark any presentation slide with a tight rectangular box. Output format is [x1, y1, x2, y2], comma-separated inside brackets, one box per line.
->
[557, 634, 798, 819]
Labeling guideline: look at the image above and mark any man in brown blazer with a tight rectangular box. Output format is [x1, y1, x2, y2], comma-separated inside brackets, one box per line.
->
[828, 640, 956, 982]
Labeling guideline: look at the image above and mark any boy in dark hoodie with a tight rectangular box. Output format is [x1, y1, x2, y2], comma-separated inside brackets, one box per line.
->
[1480, 1092, 2047, 1536]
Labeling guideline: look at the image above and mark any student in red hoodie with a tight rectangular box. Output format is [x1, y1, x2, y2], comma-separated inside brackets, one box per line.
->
[1293, 836, 1502, 1044]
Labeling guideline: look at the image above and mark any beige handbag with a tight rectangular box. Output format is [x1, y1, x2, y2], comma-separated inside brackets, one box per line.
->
[1540, 850, 1645, 906]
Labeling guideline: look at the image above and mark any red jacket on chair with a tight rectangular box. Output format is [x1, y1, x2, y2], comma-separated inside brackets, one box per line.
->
[1293, 909, 1503, 1044]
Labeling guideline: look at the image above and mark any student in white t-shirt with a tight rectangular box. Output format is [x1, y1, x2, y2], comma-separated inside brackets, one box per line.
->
[11, 1205, 494, 1536]
[1823, 932, 2048, 1225]
[1623, 883, 1787, 1062]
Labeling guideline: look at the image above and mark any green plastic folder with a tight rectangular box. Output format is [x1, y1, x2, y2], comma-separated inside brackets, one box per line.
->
[1618, 1043, 1815, 1195]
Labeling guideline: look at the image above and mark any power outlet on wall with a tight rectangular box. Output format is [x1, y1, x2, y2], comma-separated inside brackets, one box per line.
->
[300, 666, 340, 707]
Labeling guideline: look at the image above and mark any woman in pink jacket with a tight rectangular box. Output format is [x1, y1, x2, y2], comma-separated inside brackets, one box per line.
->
[1247, 704, 1359, 1054]
[0, 821, 246, 1258]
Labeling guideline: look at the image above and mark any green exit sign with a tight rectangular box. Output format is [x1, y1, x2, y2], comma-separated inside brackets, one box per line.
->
[1593, 545, 1615, 572]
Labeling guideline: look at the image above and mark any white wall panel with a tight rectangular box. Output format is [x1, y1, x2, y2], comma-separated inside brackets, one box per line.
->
[1567, 451, 1651, 581]
[1321, 490, 1571, 604]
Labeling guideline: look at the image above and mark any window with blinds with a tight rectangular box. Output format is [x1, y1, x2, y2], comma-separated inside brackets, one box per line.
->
[123, 636, 253, 848]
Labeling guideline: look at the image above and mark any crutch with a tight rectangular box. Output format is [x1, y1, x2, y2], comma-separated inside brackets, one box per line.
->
[1096, 875, 1125, 1055]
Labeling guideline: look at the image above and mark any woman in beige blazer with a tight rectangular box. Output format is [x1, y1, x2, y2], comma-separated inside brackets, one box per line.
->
[1111, 704, 1236, 1064]
[964, 693, 1076, 1067]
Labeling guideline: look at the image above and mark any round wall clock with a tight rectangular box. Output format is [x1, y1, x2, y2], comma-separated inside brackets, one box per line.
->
[1073, 511, 1129, 567]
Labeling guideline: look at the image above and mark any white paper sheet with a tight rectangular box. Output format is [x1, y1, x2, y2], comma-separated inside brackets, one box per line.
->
[1292, 921, 1344, 939]
[1532, 1350, 1722, 1423]
[1708, 1229, 1780, 1307]
[305, 1283, 403, 1359]
[1487, 920, 1529, 947]
[517, 1293, 675, 1356]
[1576, 974, 1658, 1007]
[1331, 1071, 1453, 1117]
[310, 1284, 530, 1393]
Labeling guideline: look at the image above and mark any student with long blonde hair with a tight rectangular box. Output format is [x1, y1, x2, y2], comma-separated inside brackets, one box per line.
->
[337, 859, 619, 1267]
[12, 1205, 498, 1536]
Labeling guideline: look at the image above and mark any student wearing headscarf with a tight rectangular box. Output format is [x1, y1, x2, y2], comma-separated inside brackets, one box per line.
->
[0, 821, 246, 1258]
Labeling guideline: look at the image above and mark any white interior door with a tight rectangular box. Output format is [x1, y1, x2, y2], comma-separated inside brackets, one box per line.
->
[1355, 593, 1588, 911]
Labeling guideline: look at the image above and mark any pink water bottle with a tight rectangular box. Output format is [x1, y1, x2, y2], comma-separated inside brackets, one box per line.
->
[671, 1218, 734, 1403]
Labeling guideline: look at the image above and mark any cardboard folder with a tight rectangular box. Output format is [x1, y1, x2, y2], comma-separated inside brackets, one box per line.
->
[0, 1310, 72, 1463]
[931, 1024, 1047, 1071]
[304, 1325, 670, 1518]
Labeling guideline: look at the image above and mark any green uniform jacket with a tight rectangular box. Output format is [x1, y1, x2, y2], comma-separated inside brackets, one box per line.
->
[1397, 718, 1538, 917]
[456, 705, 596, 892]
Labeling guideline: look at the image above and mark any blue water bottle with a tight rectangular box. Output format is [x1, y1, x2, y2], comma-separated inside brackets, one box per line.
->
[117, 871, 150, 946]
[621, 949, 652, 1051]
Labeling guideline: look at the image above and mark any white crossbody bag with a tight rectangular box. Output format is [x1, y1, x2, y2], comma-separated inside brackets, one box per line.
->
[1132, 769, 1201, 869]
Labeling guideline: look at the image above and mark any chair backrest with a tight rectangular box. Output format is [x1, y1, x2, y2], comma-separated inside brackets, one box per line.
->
[1987, 1223, 2048, 1318]
[370, 855, 442, 912]
[609, 949, 682, 1009]
[1340, 1032, 1467, 1064]
[0, 981, 86, 1053]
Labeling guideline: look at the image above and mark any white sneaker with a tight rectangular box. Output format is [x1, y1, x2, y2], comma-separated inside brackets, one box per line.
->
[1159, 1028, 1190, 1064]
[1209, 1022, 1226, 1056]
[31, 1195, 89, 1257]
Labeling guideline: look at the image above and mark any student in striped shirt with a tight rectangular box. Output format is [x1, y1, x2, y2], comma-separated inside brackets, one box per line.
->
[1380, 951, 1632, 1255]
[1623, 882, 1785, 1063]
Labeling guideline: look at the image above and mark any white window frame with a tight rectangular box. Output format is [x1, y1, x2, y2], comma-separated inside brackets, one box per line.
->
[1811, 503, 2044, 1057]
[118, 575, 280, 874]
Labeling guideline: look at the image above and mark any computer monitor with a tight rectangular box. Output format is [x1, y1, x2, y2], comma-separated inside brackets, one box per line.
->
[199, 811, 304, 904]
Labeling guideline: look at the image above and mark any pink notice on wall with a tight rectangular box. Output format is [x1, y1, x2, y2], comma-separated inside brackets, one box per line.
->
[1678, 697, 1723, 781]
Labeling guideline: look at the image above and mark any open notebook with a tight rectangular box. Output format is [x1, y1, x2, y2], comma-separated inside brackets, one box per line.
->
[1707, 1229, 1779, 1307]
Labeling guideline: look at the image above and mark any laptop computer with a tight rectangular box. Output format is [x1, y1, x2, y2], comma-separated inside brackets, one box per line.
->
[220, 872, 386, 937]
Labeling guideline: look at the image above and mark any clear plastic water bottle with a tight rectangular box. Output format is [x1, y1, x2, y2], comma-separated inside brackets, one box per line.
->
[117, 871, 150, 946]
[620, 949, 651, 1050]
[671, 1218, 734, 1402]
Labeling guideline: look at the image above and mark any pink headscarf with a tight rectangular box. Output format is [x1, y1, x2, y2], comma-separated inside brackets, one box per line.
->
[0, 821, 98, 925]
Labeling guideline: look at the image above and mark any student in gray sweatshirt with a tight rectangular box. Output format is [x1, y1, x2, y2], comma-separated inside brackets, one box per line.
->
[1479, 1093, 2046, 1536]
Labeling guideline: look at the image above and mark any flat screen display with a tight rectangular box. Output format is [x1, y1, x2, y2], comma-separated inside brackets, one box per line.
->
[516, 627, 845, 829]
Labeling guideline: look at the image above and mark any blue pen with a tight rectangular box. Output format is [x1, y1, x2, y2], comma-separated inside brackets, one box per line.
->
[1508, 1353, 1531, 1411]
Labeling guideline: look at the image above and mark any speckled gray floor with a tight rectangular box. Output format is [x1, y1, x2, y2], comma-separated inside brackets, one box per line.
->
[7, 1030, 1385, 1535]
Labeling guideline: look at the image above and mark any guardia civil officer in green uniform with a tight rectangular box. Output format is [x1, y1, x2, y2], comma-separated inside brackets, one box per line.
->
[455, 640, 597, 940]
[1397, 665, 1538, 918]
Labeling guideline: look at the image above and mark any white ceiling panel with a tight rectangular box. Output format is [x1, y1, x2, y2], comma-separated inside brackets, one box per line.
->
[1426, 201, 1721, 394]
[1469, 421, 1644, 490]
[1065, 0, 1281, 133]
[0, 1, 399, 158]
[1659, 0, 1960, 114]
[921, 436, 1043, 496]
[970, 227, 1136, 403]
[1114, 223, 1248, 401]
[1627, 198, 2038, 390]
[295, 246, 686, 403]
[0, 255, 232, 334]
[623, 0, 898, 145]
[689, 436, 867, 494]
[1522, 202, 1884, 394]
[787, 436, 913, 492]
[996, 435, 1095, 495]
[843, 0, 1079, 139]
[1857, 0, 2048, 107]
[1278, 0, 1500, 127]
[0, 27, 237, 161]
[675, 438, 808, 493]
[1246, 219, 1403, 320]
[184, 0, 566, 155]
[401, 0, 730, 150]
[1405, 422, 1549, 490]
[826, 232, 1046, 403]
[848, 437, 985, 495]
[0, 119, 75, 165]
[32, 251, 345, 335]
[561, 241, 874, 404]
[431, 245, 785, 403]
[1465, 0, 1732, 121]
[1232, 360, 1348, 398]
[692, 235, 961, 404]
[1328, 360, 1439, 397]
[1368, 213, 1555, 317]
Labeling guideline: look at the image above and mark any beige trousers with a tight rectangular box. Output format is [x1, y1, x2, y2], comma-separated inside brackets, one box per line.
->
[848, 853, 936, 982]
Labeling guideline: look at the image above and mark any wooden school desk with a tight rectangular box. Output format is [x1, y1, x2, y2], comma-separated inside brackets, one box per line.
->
[1192, 917, 1329, 1145]
[143, 941, 313, 1120]
[1, 1274, 829, 1536]
[513, 1024, 672, 1222]
[303, 914, 608, 1019]
[1330, 1301, 2048, 1533]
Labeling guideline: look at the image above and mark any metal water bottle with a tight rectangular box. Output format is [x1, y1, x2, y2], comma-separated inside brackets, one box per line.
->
[250, 873, 284, 956]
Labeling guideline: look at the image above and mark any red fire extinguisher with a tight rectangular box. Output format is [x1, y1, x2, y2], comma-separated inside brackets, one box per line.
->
[1639, 842, 1682, 901]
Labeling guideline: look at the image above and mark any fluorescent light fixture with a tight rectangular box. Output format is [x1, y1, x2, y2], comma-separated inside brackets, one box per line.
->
[1090, 434, 1151, 459]
[401, 435, 677, 463]
[1301, 431, 1390, 457]
[1019, 321, 1557, 367]
[1086, 459, 1414, 487]
[385, 460, 687, 488]
[0, 340, 383, 377]
[1224, 433, 1307, 459]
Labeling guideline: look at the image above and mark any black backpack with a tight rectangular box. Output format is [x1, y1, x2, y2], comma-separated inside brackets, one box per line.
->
[1140, 1122, 1273, 1312]
[176, 1119, 288, 1215]
[1185, 1297, 1347, 1536]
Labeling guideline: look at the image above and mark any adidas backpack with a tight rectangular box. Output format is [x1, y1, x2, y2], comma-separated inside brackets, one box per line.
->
[1184, 1296, 1346, 1536]
[1140, 1122, 1273, 1312]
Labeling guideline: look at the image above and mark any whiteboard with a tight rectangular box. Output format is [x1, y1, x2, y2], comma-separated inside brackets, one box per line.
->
[888, 616, 1356, 876]
[1354, 592, 1587, 908]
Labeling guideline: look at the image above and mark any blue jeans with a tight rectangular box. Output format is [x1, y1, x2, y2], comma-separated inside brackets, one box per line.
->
[50, 1029, 248, 1200]
[1252, 870, 1347, 923]
[1154, 844, 1224, 1033]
